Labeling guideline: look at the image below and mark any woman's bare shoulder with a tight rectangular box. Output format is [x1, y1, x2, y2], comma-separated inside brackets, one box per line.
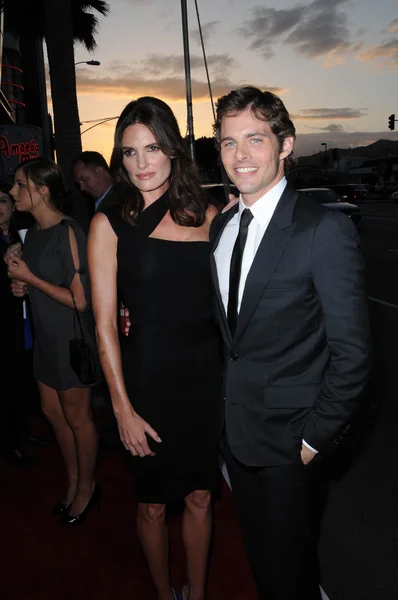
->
[206, 203, 220, 224]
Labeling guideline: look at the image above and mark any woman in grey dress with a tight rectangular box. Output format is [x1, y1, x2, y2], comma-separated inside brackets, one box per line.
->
[7, 159, 101, 525]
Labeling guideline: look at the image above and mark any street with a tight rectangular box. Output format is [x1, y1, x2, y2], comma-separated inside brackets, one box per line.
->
[318, 200, 398, 600]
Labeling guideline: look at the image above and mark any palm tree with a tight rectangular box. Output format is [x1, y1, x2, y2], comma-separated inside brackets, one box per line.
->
[0, 0, 109, 181]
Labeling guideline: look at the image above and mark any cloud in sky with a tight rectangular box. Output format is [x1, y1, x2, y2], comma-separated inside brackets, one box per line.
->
[386, 18, 398, 34]
[356, 36, 398, 68]
[191, 21, 220, 47]
[76, 55, 284, 101]
[238, 0, 352, 60]
[141, 53, 237, 77]
[293, 107, 368, 120]
[321, 124, 345, 132]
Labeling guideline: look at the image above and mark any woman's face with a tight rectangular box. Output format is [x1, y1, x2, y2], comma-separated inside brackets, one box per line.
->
[10, 169, 41, 213]
[0, 191, 13, 231]
[121, 123, 171, 201]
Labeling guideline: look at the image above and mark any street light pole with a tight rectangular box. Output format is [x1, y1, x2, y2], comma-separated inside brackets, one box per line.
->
[180, 0, 195, 162]
[75, 60, 100, 66]
[321, 142, 328, 179]
[80, 116, 119, 135]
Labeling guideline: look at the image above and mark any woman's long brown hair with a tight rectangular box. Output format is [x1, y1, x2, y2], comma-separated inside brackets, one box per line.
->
[110, 96, 208, 227]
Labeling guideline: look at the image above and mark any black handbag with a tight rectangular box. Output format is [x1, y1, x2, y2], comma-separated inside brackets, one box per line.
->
[69, 289, 97, 385]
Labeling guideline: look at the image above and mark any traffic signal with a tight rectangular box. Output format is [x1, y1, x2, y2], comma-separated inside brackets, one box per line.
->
[388, 114, 395, 130]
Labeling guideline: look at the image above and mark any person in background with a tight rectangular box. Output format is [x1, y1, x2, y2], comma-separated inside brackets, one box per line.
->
[73, 151, 118, 215]
[88, 96, 222, 600]
[7, 159, 101, 525]
[211, 86, 371, 600]
[72, 151, 122, 449]
[0, 183, 39, 465]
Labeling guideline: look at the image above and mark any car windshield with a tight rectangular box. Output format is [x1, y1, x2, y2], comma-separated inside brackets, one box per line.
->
[300, 189, 340, 203]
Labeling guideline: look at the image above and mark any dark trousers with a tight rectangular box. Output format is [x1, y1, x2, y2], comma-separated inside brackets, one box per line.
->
[222, 437, 323, 600]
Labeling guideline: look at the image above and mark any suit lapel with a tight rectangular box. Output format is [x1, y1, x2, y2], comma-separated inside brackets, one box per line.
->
[233, 184, 298, 344]
[210, 205, 239, 346]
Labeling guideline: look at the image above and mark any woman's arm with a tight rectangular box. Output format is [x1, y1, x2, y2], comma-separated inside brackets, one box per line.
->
[87, 212, 161, 457]
[7, 227, 87, 311]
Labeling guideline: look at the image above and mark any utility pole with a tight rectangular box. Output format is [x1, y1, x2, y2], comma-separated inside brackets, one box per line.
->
[180, 0, 195, 162]
[321, 142, 328, 179]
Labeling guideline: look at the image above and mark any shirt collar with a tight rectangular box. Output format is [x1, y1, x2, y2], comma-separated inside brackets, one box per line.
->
[95, 186, 112, 210]
[238, 177, 287, 227]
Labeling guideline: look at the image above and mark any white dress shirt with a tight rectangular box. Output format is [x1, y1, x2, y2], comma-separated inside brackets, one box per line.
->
[214, 177, 317, 454]
[214, 178, 287, 314]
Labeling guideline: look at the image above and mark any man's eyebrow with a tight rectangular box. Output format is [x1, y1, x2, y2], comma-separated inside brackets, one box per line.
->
[220, 136, 235, 144]
[246, 132, 267, 138]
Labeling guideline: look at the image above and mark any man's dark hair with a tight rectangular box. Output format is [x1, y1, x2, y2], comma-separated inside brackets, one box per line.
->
[72, 151, 109, 172]
[214, 86, 296, 172]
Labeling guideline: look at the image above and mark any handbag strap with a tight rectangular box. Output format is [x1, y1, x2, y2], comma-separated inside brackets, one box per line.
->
[69, 288, 85, 340]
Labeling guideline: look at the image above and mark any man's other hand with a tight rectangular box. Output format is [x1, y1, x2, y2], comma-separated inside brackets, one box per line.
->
[222, 193, 239, 213]
[300, 444, 316, 465]
[120, 305, 131, 336]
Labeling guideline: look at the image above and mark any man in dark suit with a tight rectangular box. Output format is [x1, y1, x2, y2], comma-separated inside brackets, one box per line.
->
[73, 151, 119, 215]
[211, 86, 371, 599]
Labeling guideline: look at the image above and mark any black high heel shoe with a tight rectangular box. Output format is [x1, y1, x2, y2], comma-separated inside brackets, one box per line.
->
[58, 484, 101, 526]
[52, 500, 72, 516]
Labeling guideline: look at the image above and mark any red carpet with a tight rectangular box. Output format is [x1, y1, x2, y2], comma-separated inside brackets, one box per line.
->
[2, 413, 256, 600]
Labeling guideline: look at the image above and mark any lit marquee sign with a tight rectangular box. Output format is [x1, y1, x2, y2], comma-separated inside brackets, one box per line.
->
[0, 124, 43, 176]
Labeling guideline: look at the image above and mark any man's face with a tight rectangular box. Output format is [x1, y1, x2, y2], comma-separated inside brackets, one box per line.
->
[220, 108, 293, 205]
[73, 161, 105, 199]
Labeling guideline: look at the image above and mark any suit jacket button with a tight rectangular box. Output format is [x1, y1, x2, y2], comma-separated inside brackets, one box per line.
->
[230, 352, 239, 361]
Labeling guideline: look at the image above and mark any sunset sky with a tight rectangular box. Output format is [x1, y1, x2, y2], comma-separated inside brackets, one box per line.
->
[68, 0, 398, 162]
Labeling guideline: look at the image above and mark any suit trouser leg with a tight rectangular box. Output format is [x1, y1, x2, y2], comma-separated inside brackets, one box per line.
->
[222, 439, 322, 600]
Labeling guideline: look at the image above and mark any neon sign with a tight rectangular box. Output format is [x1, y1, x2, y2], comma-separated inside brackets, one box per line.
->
[0, 136, 39, 161]
[0, 125, 43, 174]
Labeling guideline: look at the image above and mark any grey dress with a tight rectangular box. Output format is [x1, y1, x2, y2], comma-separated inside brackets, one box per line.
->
[23, 218, 100, 390]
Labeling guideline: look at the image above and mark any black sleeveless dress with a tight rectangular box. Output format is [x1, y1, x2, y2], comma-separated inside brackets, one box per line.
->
[103, 194, 223, 503]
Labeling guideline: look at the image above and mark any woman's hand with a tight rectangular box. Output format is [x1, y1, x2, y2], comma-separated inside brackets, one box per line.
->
[3, 242, 22, 264]
[120, 306, 131, 336]
[116, 405, 162, 457]
[11, 279, 28, 297]
[7, 257, 34, 285]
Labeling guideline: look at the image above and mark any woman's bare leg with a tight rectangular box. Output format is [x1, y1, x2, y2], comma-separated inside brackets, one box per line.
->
[38, 382, 78, 503]
[59, 387, 98, 515]
[182, 490, 212, 600]
[137, 502, 175, 600]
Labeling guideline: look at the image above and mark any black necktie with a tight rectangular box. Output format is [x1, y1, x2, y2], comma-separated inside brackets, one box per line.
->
[227, 208, 254, 336]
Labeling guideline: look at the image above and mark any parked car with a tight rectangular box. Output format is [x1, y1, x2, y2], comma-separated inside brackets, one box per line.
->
[325, 183, 368, 203]
[384, 183, 398, 198]
[297, 187, 362, 226]
[374, 182, 398, 198]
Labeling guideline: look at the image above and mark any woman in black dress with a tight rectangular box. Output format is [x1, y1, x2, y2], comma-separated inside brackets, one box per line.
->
[7, 159, 101, 524]
[88, 97, 222, 600]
